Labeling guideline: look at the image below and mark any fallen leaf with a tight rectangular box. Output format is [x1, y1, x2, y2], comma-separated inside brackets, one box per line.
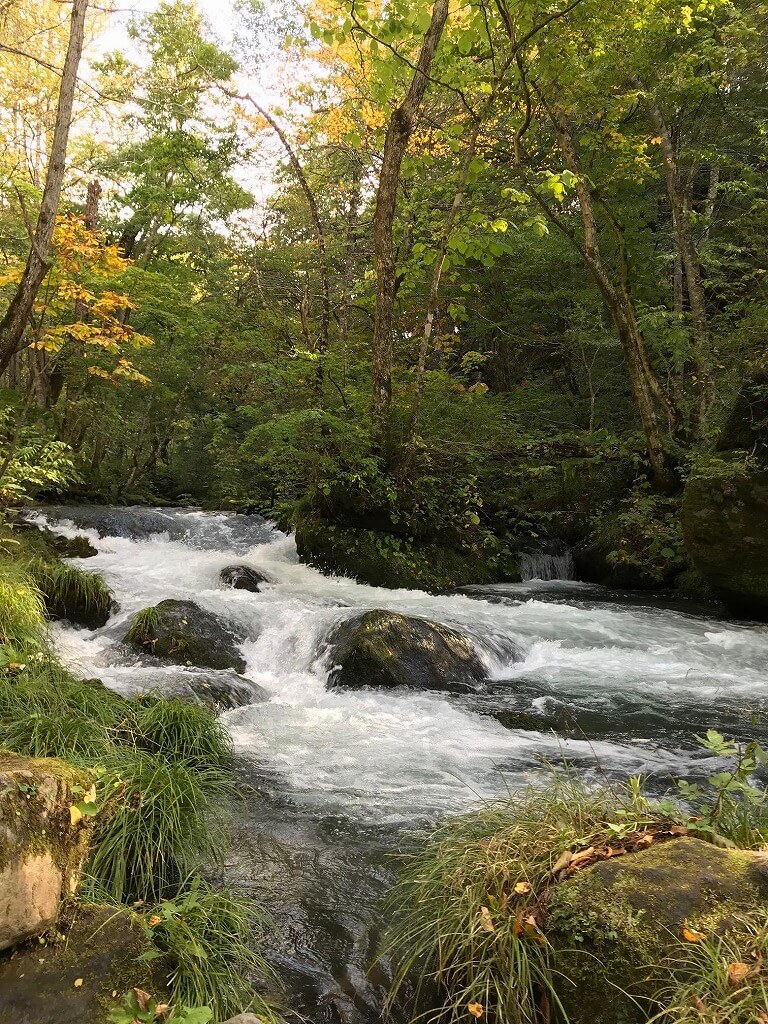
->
[682, 927, 707, 943]
[756, 1010, 768, 1024]
[133, 989, 152, 1012]
[514, 881, 532, 895]
[551, 850, 572, 875]
[727, 962, 751, 988]
[569, 847, 596, 870]
[479, 906, 495, 932]
[468, 1003, 484, 1019]
[73, 978, 84, 988]
[691, 995, 707, 1013]
[69, 805, 83, 826]
[148, 914, 162, 928]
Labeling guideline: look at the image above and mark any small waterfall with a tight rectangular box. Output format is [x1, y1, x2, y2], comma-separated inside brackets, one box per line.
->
[519, 540, 575, 581]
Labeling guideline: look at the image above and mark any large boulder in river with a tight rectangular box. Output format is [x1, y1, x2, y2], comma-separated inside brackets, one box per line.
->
[220, 564, 272, 592]
[0, 753, 94, 952]
[547, 837, 768, 1024]
[124, 599, 247, 672]
[326, 611, 486, 692]
[682, 369, 768, 618]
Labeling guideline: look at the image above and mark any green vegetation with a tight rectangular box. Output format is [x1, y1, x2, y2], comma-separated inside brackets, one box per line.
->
[384, 738, 768, 1024]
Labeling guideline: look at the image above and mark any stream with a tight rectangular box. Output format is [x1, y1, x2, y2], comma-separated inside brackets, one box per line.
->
[31, 505, 768, 1023]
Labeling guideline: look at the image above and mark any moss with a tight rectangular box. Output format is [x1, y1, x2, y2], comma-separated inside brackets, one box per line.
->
[124, 601, 246, 672]
[0, 750, 94, 880]
[295, 513, 517, 592]
[0, 903, 163, 1024]
[547, 838, 768, 1024]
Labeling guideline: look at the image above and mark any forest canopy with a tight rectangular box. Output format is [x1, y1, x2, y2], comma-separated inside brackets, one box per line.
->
[1, 0, 767, 594]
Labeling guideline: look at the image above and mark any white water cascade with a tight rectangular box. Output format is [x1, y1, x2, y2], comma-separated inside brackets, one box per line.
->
[30, 505, 768, 1023]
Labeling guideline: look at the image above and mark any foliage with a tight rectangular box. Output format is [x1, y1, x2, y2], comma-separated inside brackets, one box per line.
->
[142, 876, 280, 1021]
[109, 989, 212, 1024]
[25, 556, 114, 622]
[132, 697, 232, 767]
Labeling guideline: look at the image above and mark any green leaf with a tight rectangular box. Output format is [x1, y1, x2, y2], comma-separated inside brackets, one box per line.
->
[458, 29, 474, 54]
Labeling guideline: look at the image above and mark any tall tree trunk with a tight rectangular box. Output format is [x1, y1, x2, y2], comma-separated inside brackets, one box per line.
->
[370, 0, 450, 424]
[551, 111, 677, 490]
[338, 170, 362, 353]
[639, 87, 713, 426]
[0, 0, 89, 375]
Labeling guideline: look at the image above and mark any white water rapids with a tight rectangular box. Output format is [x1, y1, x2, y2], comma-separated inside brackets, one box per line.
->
[30, 505, 768, 1021]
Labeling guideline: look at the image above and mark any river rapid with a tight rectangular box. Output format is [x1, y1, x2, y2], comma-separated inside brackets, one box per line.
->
[31, 505, 768, 1023]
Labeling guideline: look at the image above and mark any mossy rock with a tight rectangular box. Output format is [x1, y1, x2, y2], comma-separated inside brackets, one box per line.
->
[0, 903, 162, 1024]
[295, 513, 519, 592]
[124, 599, 247, 672]
[547, 837, 768, 1024]
[682, 468, 768, 619]
[0, 753, 95, 952]
[325, 610, 490, 692]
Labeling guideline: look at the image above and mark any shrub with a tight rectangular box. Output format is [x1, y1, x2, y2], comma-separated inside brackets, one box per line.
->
[145, 877, 281, 1021]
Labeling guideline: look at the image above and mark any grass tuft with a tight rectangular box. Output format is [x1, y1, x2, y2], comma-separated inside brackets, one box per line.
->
[0, 562, 46, 651]
[651, 912, 768, 1023]
[88, 747, 235, 903]
[133, 696, 233, 767]
[146, 877, 282, 1021]
[125, 605, 160, 644]
[26, 557, 113, 624]
[383, 774, 661, 1024]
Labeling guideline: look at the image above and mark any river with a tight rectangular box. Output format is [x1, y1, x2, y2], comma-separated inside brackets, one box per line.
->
[30, 505, 768, 1023]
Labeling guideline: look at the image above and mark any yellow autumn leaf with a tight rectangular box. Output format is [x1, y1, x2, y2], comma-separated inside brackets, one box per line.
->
[73, 978, 84, 988]
[69, 805, 84, 826]
[514, 881, 532, 895]
[726, 962, 752, 988]
[468, 1002, 484, 1018]
[682, 927, 707, 943]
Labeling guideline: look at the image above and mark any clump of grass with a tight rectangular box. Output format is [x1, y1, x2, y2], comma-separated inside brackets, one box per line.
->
[383, 774, 661, 1024]
[133, 697, 232, 767]
[651, 913, 768, 1023]
[0, 561, 46, 651]
[26, 557, 113, 624]
[88, 747, 235, 903]
[125, 605, 160, 644]
[146, 877, 282, 1021]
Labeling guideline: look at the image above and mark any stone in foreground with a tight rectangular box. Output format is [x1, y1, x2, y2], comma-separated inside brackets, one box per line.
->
[326, 610, 487, 692]
[220, 564, 273, 592]
[0, 753, 94, 952]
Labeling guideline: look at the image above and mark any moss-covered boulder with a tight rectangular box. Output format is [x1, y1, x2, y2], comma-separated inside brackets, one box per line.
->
[325, 610, 488, 692]
[220, 564, 273, 592]
[682, 369, 768, 618]
[547, 837, 768, 1024]
[295, 513, 519, 592]
[124, 599, 247, 672]
[0, 904, 160, 1024]
[0, 753, 94, 952]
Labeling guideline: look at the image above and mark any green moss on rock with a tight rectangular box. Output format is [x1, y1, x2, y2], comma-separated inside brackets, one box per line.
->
[295, 513, 520, 592]
[547, 837, 768, 1024]
[123, 600, 247, 672]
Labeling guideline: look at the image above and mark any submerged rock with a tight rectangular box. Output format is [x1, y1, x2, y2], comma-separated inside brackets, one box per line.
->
[220, 564, 273, 592]
[547, 836, 768, 1023]
[326, 610, 487, 693]
[124, 599, 247, 673]
[0, 754, 94, 952]
[0, 904, 159, 1024]
[131, 668, 268, 710]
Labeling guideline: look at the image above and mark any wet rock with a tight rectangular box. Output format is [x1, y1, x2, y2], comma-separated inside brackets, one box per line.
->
[0, 904, 160, 1024]
[326, 610, 486, 693]
[124, 599, 247, 673]
[149, 669, 268, 709]
[220, 564, 273, 592]
[0, 754, 94, 952]
[547, 837, 768, 1024]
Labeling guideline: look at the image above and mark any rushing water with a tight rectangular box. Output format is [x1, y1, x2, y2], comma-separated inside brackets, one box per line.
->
[30, 505, 768, 1023]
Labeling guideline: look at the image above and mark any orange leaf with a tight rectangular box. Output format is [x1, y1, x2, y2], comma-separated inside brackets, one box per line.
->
[682, 927, 707, 943]
[73, 978, 84, 988]
[727, 962, 752, 988]
[468, 1003, 484, 1019]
